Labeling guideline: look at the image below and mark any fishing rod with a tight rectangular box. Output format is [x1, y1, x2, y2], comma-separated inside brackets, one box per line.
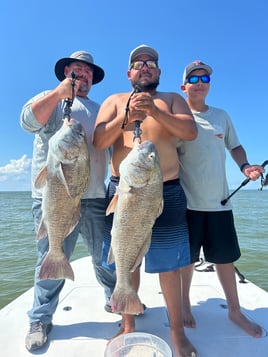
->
[221, 160, 268, 206]
[63, 71, 76, 121]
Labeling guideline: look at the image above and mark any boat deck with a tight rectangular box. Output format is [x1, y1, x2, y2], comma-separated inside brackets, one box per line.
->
[0, 257, 267, 356]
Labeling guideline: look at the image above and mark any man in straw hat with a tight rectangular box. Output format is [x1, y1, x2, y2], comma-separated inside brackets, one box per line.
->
[20, 50, 116, 351]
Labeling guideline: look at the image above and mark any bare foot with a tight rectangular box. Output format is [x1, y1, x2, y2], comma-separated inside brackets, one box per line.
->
[183, 306, 196, 328]
[108, 314, 135, 343]
[171, 329, 197, 357]
[229, 310, 263, 338]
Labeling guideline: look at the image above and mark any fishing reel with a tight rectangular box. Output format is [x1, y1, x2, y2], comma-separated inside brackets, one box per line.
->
[63, 71, 76, 121]
[259, 172, 268, 191]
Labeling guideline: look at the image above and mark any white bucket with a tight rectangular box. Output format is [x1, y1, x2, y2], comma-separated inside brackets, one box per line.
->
[104, 332, 172, 357]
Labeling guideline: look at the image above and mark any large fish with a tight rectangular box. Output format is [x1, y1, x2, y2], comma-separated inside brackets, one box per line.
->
[106, 140, 163, 314]
[35, 118, 90, 281]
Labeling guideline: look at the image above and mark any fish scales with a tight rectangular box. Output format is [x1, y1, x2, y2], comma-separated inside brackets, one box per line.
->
[107, 140, 163, 314]
[35, 118, 90, 281]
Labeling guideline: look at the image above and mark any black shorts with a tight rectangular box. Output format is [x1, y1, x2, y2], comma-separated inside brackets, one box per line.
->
[186, 209, 241, 264]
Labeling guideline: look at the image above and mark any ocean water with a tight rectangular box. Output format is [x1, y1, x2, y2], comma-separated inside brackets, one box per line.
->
[0, 190, 267, 309]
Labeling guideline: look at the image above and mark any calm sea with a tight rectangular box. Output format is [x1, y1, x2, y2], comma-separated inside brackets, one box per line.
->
[0, 190, 267, 309]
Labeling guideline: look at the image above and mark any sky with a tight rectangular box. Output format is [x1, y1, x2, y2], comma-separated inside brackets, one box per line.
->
[0, 0, 267, 192]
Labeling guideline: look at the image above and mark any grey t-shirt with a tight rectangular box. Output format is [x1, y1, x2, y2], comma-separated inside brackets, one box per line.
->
[178, 106, 240, 211]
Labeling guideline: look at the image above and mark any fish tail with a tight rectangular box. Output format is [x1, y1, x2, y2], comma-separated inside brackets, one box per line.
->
[39, 252, 74, 281]
[110, 287, 144, 315]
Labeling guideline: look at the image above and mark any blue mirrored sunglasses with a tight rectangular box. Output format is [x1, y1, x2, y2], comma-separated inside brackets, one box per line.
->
[187, 75, 210, 84]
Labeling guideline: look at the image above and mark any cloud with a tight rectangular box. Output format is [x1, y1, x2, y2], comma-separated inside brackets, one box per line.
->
[0, 155, 32, 191]
[0, 155, 31, 177]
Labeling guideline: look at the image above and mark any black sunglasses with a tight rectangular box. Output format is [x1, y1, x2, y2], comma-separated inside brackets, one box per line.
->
[187, 75, 210, 84]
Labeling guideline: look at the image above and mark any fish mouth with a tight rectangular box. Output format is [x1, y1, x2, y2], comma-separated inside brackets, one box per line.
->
[60, 139, 81, 150]
[63, 125, 85, 145]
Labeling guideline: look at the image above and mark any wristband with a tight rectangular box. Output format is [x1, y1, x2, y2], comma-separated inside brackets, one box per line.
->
[240, 162, 250, 172]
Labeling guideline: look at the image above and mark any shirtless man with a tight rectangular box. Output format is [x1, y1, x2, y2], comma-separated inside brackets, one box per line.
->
[93, 45, 198, 357]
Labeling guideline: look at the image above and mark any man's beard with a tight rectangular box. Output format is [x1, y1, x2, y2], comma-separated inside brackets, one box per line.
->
[77, 76, 90, 94]
[132, 80, 159, 91]
[78, 83, 90, 95]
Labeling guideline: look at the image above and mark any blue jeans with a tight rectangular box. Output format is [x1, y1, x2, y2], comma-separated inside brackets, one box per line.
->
[28, 198, 116, 324]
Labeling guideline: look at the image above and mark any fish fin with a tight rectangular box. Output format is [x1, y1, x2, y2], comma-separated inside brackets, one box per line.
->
[34, 166, 47, 189]
[130, 233, 151, 272]
[62, 163, 90, 199]
[119, 180, 132, 192]
[106, 182, 133, 215]
[107, 246, 115, 264]
[65, 206, 81, 237]
[130, 255, 143, 272]
[36, 218, 48, 240]
[39, 251, 74, 281]
[157, 199, 164, 218]
[57, 163, 73, 198]
[106, 194, 119, 215]
[110, 287, 144, 315]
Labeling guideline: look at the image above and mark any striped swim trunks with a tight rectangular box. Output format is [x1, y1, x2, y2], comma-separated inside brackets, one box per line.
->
[102, 177, 191, 273]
